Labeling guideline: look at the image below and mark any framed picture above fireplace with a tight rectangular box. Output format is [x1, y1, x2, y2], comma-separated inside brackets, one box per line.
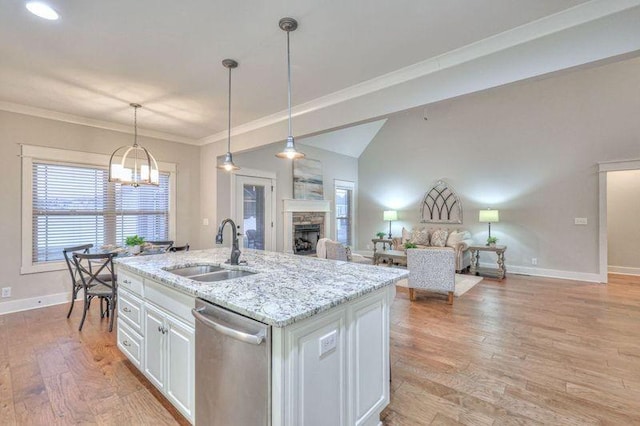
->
[293, 158, 324, 200]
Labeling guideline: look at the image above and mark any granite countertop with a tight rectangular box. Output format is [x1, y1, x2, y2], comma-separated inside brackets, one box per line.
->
[115, 248, 408, 327]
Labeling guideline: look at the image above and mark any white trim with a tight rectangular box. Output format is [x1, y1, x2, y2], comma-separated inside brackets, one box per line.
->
[21, 144, 177, 274]
[198, 0, 640, 145]
[0, 101, 197, 145]
[230, 169, 278, 251]
[283, 199, 331, 213]
[0, 292, 75, 315]
[608, 266, 640, 276]
[479, 262, 603, 283]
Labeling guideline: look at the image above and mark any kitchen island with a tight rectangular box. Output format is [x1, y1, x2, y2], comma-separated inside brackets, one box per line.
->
[115, 248, 408, 425]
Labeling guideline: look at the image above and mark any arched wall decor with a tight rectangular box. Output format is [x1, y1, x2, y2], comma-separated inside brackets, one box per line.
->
[420, 179, 463, 224]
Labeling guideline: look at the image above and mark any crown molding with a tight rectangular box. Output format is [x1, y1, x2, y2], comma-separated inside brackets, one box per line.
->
[198, 0, 640, 146]
[0, 101, 198, 145]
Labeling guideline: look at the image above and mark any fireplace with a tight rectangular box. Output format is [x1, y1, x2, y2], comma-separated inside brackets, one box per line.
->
[283, 199, 332, 254]
[293, 224, 322, 254]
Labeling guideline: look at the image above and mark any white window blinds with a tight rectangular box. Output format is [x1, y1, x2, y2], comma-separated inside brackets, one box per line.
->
[32, 161, 170, 263]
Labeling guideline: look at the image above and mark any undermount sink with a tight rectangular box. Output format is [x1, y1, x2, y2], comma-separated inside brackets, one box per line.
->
[189, 270, 257, 282]
[164, 264, 257, 282]
[165, 265, 224, 276]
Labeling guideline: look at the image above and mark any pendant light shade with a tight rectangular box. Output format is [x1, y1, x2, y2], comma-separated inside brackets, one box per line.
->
[276, 17, 305, 160]
[108, 103, 159, 187]
[218, 59, 240, 171]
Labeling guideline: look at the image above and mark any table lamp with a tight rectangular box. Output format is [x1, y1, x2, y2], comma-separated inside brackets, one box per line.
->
[383, 210, 398, 239]
[479, 208, 499, 240]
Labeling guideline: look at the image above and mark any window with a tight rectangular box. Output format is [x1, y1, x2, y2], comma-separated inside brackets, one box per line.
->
[21, 145, 176, 273]
[335, 180, 355, 246]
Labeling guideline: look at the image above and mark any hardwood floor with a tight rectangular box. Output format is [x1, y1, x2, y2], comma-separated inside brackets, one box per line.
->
[383, 273, 640, 425]
[1, 273, 640, 425]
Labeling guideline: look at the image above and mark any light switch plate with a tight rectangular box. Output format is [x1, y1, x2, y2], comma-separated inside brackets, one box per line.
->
[202, 218, 209, 226]
[319, 330, 338, 357]
[574, 217, 588, 225]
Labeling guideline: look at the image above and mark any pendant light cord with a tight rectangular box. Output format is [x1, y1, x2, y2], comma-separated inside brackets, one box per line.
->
[228, 65, 232, 152]
[133, 105, 138, 147]
[287, 29, 292, 138]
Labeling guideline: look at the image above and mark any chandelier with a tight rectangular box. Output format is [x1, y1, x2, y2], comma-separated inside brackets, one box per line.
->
[108, 103, 159, 187]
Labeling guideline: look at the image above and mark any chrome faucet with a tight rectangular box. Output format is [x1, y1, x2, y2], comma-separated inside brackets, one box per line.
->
[216, 218, 242, 265]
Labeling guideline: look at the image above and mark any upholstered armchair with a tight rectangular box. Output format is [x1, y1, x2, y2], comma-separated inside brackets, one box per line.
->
[317, 238, 370, 264]
[406, 248, 455, 304]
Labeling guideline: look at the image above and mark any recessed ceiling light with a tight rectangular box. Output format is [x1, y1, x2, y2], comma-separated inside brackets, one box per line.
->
[26, 1, 59, 20]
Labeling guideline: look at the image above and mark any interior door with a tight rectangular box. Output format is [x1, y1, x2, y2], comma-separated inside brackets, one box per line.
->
[234, 175, 274, 251]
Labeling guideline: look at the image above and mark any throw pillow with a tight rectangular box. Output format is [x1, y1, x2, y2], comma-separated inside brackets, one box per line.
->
[410, 228, 430, 246]
[431, 229, 449, 247]
[401, 227, 411, 244]
[446, 230, 465, 247]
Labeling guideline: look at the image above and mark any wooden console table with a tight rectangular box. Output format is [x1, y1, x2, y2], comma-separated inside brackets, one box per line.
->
[469, 245, 507, 280]
[373, 249, 407, 266]
[372, 238, 394, 252]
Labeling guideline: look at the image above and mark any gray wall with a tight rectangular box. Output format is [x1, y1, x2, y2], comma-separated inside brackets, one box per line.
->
[358, 57, 640, 277]
[607, 170, 640, 273]
[216, 143, 358, 252]
[0, 111, 201, 306]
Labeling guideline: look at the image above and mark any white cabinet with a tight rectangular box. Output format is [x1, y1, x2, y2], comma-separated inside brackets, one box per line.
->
[117, 273, 195, 424]
[143, 304, 166, 391]
[273, 286, 392, 426]
[143, 302, 195, 422]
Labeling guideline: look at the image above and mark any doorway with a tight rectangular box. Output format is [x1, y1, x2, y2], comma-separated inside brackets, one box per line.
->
[598, 159, 640, 283]
[233, 172, 276, 251]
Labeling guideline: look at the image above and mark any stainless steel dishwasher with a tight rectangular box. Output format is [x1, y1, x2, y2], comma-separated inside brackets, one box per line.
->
[192, 299, 271, 426]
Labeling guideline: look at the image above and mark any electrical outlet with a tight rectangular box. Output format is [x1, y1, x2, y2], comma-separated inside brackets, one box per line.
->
[319, 330, 338, 357]
[531, 258, 538, 265]
[1, 287, 11, 298]
[574, 217, 588, 225]
[202, 218, 209, 226]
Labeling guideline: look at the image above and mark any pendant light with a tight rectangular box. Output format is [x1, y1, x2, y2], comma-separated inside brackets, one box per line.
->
[108, 103, 159, 187]
[275, 17, 305, 160]
[217, 59, 240, 171]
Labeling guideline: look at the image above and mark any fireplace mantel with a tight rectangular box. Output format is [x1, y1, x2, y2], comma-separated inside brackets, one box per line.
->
[283, 199, 332, 254]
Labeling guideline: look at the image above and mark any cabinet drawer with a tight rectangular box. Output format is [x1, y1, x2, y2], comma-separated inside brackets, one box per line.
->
[118, 319, 143, 369]
[118, 270, 144, 296]
[118, 289, 144, 334]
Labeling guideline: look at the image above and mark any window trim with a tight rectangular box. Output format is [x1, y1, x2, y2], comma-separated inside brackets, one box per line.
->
[21, 144, 176, 274]
[334, 179, 356, 248]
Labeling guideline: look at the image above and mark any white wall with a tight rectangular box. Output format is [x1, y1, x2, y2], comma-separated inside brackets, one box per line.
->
[358, 56, 640, 280]
[0, 111, 201, 310]
[216, 143, 358, 252]
[607, 170, 640, 275]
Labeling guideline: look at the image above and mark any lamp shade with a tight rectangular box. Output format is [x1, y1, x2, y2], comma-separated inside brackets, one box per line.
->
[383, 210, 398, 221]
[479, 209, 499, 223]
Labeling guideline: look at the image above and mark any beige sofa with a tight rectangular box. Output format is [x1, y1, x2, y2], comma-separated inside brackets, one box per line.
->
[392, 227, 473, 273]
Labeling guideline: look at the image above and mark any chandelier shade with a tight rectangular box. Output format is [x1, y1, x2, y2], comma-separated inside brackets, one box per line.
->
[108, 103, 159, 187]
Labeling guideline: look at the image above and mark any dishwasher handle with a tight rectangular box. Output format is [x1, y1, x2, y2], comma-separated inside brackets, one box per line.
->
[192, 307, 266, 345]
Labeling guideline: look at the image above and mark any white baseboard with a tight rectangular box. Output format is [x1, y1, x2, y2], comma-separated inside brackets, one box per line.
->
[608, 265, 640, 276]
[479, 262, 603, 283]
[0, 291, 72, 315]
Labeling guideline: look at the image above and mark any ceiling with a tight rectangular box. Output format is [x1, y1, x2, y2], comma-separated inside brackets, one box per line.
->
[299, 119, 386, 158]
[2, 0, 603, 144]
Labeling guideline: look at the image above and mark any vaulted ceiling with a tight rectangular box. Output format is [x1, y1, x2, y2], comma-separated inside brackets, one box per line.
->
[2, 0, 603, 145]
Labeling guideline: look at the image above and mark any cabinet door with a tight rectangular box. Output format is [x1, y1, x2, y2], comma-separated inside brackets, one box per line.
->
[350, 292, 388, 426]
[143, 305, 165, 390]
[165, 316, 195, 421]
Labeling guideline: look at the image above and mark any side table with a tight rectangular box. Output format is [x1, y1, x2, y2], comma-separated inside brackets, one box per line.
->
[469, 245, 507, 280]
[372, 238, 394, 254]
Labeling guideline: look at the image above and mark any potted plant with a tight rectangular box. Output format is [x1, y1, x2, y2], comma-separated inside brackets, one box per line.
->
[125, 235, 145, 254]
[375, 231, 386, 239]
[486, 236, 498, 247]
[403, 242, 417, 252]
